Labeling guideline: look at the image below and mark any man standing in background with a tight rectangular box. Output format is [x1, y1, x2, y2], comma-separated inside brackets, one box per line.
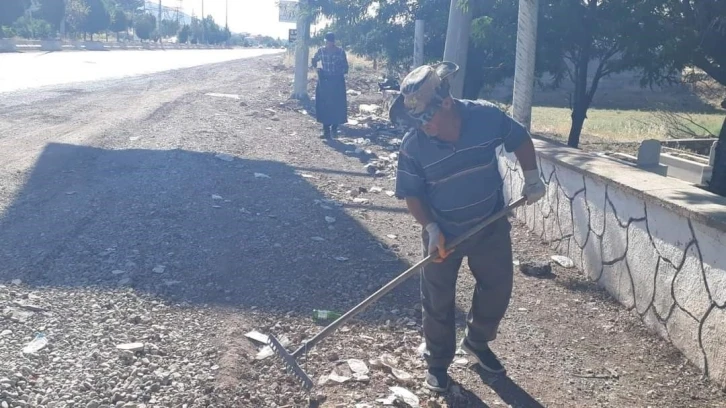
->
[311, 32, 349, 139]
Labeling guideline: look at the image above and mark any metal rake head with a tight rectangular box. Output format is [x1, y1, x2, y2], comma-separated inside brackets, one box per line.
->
[267, 335, 315, 391]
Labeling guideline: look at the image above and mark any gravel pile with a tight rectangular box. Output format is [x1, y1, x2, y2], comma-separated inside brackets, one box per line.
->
[1, 282, 220, 408]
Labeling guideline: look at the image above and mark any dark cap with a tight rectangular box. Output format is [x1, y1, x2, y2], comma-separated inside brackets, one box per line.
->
[324, 32, 335, 42]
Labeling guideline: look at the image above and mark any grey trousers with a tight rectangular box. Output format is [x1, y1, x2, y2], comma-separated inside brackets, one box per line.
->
[420, 217, 514, 369]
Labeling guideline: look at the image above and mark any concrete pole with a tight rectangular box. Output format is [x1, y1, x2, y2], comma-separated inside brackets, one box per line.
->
[292, 0, 311, 101]
[511, 0, 539, 130]
[413, 20, 425, 69]
[442, 0, 472, 99]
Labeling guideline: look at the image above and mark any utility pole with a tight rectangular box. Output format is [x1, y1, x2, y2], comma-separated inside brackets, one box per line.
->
[413, 20, 425, 69]
[511, 0, 539, 130]
[292, 0, 311, 101]
[201, 0, 205, 44]
[442, 0, 472, 98]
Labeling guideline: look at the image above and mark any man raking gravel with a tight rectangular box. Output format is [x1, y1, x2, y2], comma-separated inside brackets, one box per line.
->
[389, 61, 546, 392]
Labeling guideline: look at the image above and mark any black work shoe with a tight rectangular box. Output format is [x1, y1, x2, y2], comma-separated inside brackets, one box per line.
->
[460, 339, 506, 374]
[423, 367, 450, 392]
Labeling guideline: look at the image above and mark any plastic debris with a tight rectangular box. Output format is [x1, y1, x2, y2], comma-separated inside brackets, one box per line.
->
[22, 333, 48, 354]
[551, 255, 574, 268]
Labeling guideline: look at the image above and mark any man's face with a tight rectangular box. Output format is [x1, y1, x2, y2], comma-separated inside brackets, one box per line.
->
[420, 109, 444, 137]
[418, 98, 454, 137]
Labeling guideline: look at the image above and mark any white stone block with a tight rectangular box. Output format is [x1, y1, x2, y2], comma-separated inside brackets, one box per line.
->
[666, 306, 705, 371]
[653, 259, 678, 319]
[627, 219, 660, 315]
[702, 307, 726, 388]
[607, 184, 645, 223]
[568, 236, 584, 271]
[643, 306, 669, 341]
[585, 177, 607, 236]
[691, 222, 726, 307]
[647, 202, 693, 266]
[556, 188, 573, 238]
[599, 260, 635, 309]
[601, 204, 628, 263]
[673, 243, 712, 321]
[556, 165, 585, 198]
[582, 230, 603, 281]
[572, 193, 589, 249]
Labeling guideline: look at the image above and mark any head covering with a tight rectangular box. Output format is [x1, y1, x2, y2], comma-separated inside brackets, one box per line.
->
[324, 32, 335, 42]
[388, 61, 459, 128]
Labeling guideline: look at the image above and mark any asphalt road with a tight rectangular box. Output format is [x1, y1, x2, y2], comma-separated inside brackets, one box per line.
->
[0, 48, 282, 94]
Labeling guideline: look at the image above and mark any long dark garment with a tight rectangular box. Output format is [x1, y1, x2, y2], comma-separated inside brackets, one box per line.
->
[315, 69, 348, 126]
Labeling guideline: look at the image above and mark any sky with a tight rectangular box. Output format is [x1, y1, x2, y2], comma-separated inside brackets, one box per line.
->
[147, 0, 327, 39]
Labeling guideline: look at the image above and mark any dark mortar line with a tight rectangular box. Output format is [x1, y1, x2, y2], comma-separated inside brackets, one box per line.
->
[574, 183, 591, 251]
[670, 240, 696, 319]
[672, 281, 702, 322]
[624, 257, 637, 311]
[698, 302, 715, 378]
[605, 190, 628, 230]
[643, 202, 672, 266]
[688, 218, 714, 305]
[638, 256, 661, 317]
[665, 299, 677, 322]
[653, 255, 675, 321]
[552, 172, 569, 239]
[587, 182, 607, 239]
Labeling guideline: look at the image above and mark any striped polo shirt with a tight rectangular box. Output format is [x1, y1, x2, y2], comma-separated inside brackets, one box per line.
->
[394, 99, 528, 238]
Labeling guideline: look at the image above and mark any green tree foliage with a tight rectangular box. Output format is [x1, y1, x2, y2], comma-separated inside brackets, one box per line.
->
[0, 0, 29, 27]
[64, 0, 89, 37]
[81, 0, 110, 38]
[537, 0, 659, 147]
[36, 0, 66, 33]
[177, 24, 191, 43]
[133, 12, 155, 40]
[109, 8, 129, 40]
[638, 1, 726, 194]
[12, 15, 53, 39]
[160, 18, 179, 39]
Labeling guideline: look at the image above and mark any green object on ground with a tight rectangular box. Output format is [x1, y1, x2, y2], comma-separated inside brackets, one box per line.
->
[312, 309, 342, 321]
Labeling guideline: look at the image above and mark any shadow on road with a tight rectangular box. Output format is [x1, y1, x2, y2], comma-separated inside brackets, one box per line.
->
[474, 367, 546, 408]
[0, 142, 422, 323]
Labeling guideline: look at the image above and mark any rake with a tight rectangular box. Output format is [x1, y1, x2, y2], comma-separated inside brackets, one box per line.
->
[267, 196, 527, 391]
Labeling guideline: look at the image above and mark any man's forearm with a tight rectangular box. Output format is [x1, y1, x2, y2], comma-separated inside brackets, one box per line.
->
[405, 197, 434, 227]
[513, 136, 538, 171]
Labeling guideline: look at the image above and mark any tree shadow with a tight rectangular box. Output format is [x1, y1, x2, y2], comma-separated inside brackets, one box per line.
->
[0, 142, 439, 325]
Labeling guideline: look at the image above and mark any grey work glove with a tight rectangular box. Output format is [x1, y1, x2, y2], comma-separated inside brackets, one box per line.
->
[522, 169, 546, 205]
[425, 222, 451, 263]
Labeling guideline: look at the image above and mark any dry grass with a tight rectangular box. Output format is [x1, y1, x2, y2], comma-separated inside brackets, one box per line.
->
[279, 50, 725, 143]
[531, 107, 724, 142]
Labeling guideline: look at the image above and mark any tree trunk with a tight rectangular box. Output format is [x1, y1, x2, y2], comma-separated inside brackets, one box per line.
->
[568, 106, 587, 147]
[567, 0, 597, 148]
[708, 116, 726, 196]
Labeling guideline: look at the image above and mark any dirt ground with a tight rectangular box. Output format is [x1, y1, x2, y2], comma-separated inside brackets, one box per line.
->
[1, 53, 725, 408]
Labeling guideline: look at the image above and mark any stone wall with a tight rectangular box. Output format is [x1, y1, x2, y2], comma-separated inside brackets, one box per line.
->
[498, 138, 726, 388]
